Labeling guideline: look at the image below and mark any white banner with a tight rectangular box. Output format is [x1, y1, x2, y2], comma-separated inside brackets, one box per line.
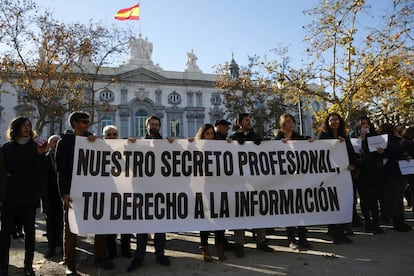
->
[68, 137, 353, 234]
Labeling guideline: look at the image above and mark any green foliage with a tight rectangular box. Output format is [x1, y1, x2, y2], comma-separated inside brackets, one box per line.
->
[216, 54, 294, 137]
[304, 0, 413, 128]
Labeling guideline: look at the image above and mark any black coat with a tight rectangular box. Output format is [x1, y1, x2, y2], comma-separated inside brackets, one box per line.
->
[145, 133, 162, 140]
[56, 132, 92, 196]
[229, 129, 262, 144]
[41, 149, 61, 211]
[56, 134, 75, 196]
[0, 150, 7, 206]
[274, 130, 309, 140]
[0, 140, 45, 208]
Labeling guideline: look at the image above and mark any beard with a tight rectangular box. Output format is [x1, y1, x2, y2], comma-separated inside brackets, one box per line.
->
[149, 128, 159, 136]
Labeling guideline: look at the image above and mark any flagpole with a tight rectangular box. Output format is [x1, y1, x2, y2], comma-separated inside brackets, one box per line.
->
[138, 0, 141, 37]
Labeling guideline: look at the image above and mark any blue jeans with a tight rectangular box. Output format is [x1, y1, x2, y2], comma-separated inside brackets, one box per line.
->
[134, 233, 166, 260]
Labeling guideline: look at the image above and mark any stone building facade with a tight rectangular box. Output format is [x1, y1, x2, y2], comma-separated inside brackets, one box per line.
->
[0, 35, 320, 143]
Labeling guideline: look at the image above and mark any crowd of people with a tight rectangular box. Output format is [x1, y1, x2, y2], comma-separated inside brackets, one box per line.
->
[0, 111, 412, 276]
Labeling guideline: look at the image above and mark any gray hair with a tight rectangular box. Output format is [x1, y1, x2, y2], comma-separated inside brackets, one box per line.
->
[102, 125, 118, 136]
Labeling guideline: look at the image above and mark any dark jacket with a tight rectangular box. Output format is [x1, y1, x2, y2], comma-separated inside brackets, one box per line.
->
[274, 130, 309, 140]
[357, 133, 384, 191]
[145, 133, 162, 140]
[42, 149, 61, 211]
[215, 132, 227, 141]
[56, 134, 75, 196]
[229, 129, 262, 144]
[359, 132, 383, 173]
[0, 139, 46, 208]
[56, 131, 92, 196]
[381, 134, 404, 176]
[0, 150, 7, 206]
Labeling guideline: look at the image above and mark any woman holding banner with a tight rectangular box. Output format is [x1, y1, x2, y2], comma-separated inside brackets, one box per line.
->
[191, 123, 227, 262]
[318, 113, 355, 244]
[274, 113, 312, 250]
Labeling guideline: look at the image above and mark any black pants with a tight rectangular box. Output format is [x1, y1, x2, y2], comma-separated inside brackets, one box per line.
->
[286, 226, 307, 242]
[200, 230, 226, 247]
[0, 207, 37, 272]
[44, 199, 64, 249]
[106, 234, 131, 254]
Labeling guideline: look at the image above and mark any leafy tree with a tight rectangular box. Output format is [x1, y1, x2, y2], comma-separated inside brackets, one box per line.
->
[216, 51, 297, 137]
[216, 47, 326, 137]
[355, 0, 414, 126]
[0, 0, 129, 135]
[303, 0, 413, 128]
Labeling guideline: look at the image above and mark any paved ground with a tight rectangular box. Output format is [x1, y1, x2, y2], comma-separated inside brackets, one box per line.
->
[5, 207, 414, 276]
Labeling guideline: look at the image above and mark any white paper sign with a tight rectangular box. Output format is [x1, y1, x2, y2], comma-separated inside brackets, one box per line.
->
[350, 138, 362, 153]
[398, 160, 414, 175]
[367, 134, 388, 152]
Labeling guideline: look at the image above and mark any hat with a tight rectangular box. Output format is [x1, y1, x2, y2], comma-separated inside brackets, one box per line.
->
[214, 119, 231, 126]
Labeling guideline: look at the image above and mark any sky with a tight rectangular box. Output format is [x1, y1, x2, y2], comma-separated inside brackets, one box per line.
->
[35, 0, 391, 74]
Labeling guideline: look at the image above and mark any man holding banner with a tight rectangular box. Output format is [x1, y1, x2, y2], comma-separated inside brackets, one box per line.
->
[229, 113, 275, 257]
[127, 115, 171, 272]
[56, 111, 114, 275]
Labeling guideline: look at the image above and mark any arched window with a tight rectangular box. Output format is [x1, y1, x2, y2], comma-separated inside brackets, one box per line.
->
[134, 109, 148, 137]
[99, 90, 115, 102]
[168, 91, 181, 105]
[210, 93, 221, 105]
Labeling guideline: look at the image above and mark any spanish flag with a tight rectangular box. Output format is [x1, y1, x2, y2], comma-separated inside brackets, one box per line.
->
[115, 4, 140, 20]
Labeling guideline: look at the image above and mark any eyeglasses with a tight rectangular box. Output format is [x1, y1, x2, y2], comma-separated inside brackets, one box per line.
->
[105, 132, 118, 137]
[79, 119, 90, 124]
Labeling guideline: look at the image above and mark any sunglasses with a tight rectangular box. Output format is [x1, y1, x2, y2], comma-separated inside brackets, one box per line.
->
[106, 132, 118, 137]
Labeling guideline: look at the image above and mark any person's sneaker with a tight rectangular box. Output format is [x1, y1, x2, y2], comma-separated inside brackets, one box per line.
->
[18, 231, 25, 238]
[65, 266, 81, 276]
[288, 240, 299, 250]
[126, 258, 143, 272]
[156, 255, 171, 266]
[94, 257, 115, 270]
[256, 242, 275, 252]
[235, 244, 244, 258]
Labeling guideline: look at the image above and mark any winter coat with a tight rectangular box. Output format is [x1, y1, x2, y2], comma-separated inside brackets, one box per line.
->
[0, 139, 46, 208]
